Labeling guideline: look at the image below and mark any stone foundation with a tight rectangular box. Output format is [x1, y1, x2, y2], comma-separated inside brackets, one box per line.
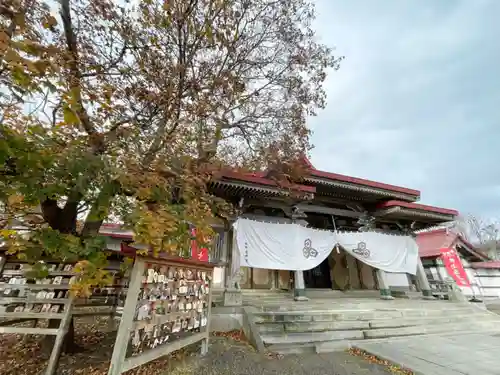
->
[223, 288, 243, 306]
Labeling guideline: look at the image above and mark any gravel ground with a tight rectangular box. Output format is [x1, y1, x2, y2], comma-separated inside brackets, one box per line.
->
[0, 318, 393, 375]
[165, 337, 393, 375]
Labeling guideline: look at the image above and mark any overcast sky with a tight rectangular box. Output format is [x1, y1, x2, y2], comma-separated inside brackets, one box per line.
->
[308, 0, 500, 218]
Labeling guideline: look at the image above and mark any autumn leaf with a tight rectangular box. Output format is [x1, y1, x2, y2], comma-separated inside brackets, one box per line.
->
[0, 0, 339, 301]
[42, 15, 57, 29]
[0, 229, 17, 239]
[62, 106, 79, 125]
[7, 194, 24, 207]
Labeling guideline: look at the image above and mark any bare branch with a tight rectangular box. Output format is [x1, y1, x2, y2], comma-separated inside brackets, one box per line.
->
[59, 0, 97, 138]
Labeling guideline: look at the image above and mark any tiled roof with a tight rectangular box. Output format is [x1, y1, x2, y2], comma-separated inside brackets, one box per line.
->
[417, 229, 455, 257]
[416, 228, 488, 260]
[300, 156, 420, 197]
[377, 200, 458, 216]
[218, 156, 421, 199]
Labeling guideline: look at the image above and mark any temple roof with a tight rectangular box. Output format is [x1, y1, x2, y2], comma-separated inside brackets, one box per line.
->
[375, 200, 458, 223]
[416, 228, 488, 260]
[214, 156, 420, 202]
[304, 168, 420, 202]
[212, 157, 457, 222]
[211, 170, 316, 199]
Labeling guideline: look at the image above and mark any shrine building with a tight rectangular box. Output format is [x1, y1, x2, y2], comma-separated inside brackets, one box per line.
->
[100, 157, 461, 300]
[206, 157, 458, 300]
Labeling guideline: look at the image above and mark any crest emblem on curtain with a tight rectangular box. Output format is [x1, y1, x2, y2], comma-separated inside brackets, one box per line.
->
[353, 241, 370, 258]
[303, 239, 318, 259]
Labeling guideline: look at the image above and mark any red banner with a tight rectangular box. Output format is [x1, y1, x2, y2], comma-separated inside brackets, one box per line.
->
[190, 228, 209, 262]
[440, 247, 470, 287]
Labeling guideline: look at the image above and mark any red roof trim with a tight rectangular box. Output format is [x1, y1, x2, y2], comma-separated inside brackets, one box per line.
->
[471, 261, 500, 269]
[309, 170, 420, 196]
[219, 156, 420, 197]
[220, 170, 316, 193]
[420, 250, 441, 258]
[377, 200, 458, 216]
[300, 155, 315, 169]
[100, 231, 133, 240]
[101, 223, 122, 229]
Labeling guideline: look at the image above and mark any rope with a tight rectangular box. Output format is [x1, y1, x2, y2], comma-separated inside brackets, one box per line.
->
[330, 215, 340, 254]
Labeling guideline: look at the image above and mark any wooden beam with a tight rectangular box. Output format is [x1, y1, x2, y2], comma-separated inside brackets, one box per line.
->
[121, 332, 206, 372]
[45, 297, 75, 375]
[241, 213, 293, 223]
[0, 327, 58, 335]
[108, 258, 146, 375]
[242, 199, 290, 211]
[295, 204, 362, 218]
[242, 199, 364, 219]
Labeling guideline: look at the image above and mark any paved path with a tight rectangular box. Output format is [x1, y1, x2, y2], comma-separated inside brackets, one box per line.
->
[165, 337, 392, 375]
[355, 333, 500, 375]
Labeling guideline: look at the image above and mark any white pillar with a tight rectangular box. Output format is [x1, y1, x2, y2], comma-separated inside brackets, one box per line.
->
[291, 216, 309, 301]
[376, 269, 394, 300]
[224, 229, 233, 288]
[294, 270, 308, 301]
[219, 229, 229, 288]
[223, 228, 243, 306]
[416, 257, 434, 299]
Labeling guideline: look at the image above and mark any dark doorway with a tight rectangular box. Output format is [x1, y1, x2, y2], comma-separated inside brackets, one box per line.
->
[304, 257, 332, 288]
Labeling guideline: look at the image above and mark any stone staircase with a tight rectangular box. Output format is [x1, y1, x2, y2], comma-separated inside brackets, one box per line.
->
[243, 292, 500, 354]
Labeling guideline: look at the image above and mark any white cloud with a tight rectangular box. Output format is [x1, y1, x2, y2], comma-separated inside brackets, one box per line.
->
[309, 0, 500, 218]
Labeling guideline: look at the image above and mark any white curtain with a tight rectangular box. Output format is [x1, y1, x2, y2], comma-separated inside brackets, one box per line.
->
[233, 218, 337, 271]
[336, 231, 418, 275]
[232, 218, 419, 274]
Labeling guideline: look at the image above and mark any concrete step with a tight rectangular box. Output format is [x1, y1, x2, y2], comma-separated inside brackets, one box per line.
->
[398, 307, 475, 318]
[256, 312, 494, 333]
[266, 343, 317, 354]
[363, 319, 500, 339]
[257, 320, 371, 333]
[368, 314, 495, 329]
[253, 306, 474, 323]
[253, 310, 404, 323]
[255, 301, 473, 310]
[303, 289, 351, 299]
[261, 330, 365, 345]
[315, 339, 362, 353]
[242, 289, 291, 294]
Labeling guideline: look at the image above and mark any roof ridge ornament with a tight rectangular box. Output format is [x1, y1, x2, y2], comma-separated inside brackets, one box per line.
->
[357, 212, 376, 232]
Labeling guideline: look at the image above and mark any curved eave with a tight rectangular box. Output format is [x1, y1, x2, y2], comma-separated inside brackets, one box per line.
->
[375, 206, 455, 222]
[305, 177, 419, 202]
[209, 181, 315, 199]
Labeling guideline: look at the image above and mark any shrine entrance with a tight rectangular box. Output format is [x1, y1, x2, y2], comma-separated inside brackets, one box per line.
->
[303, 247, 378, 291]
[304, 257, 332, 289]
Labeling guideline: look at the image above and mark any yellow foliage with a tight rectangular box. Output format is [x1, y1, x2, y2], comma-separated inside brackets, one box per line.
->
[7, 194, 24, 207]
[70, 282, 92, 298]
[0, 0, 334, 296]
[73, 260, 91, 274]
[62, 106, 79, 125]
[0, 229, 17, 239]
[42, 15, 58, 29]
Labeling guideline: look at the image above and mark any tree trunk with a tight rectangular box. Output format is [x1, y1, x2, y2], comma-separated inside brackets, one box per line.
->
[40, 197, 84, 354]
[39, 181, 118, 353]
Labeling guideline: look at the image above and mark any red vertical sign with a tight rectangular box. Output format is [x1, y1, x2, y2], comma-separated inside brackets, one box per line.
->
[440, 248, 470, 287]
[190, 228, 209, 262]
